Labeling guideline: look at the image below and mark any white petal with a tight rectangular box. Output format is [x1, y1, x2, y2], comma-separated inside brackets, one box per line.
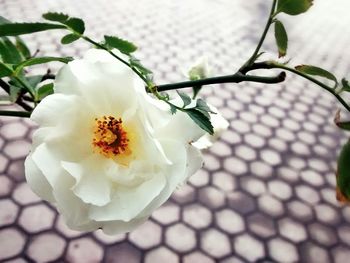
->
[52, 171, 99, 231]
[31, 143, 64, 187]
[61, 157, 112, 207]
[89, 172, 166, 222]
[101, 217, 148, 235]
[55, 54, 139, 117]
[31, 94, 77, 127]
[138, 139, 188, 218]
[24, 154, 55, 202]
[154, 110, 205, 144]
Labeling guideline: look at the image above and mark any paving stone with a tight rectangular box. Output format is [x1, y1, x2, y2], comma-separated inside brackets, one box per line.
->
[200, 229, 231, 258]
[129, 220, 162, 249]
[212, 171, 236, 192]
[278, 218, 307, 243]
[309, 223, 338, 247]
[13, 183, 41, 205]
[268, 238, 299, 263]
[19, 204, 55, 233]
[216, 209, 245, 234]
[258, 194, 285, 218]
[234, 234, 265, 262]
[198, 186, 226, 209]
[227, 192, 256, 214]
[247, 212, 276, 238]
[26, 233, 65, 262]
[0, 228, 26, 260]
[152, 201, 180, 225]
[66, 238, 103, 263]
[145, 247, 179, 263]
[332, 246, 350, 263]
[165, 223, 196, 252]
[300, 241, 330, 263]
[183, 252, 215, 263]
[0, 175, 12, 196]
[0, 199, 19, 227]
[104, 242, 142, 263]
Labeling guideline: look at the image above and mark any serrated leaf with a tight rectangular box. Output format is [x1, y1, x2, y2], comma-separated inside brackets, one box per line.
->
[276, 0, 313, 16]
[295, 64, 337, 85]
[14, 56, 73, 75]
[64, 18, 85, 34]
[0, 37, 23, 64]
[42, 12, 69, 23]
[177, 91, 191, 107]
[61, 33, 80, 44]
[15, 37, 31, 59]
[186, 108, 214, 135]
[274, 20, 288, 58]
[130, 57, 152, 74]
[196, 98, 211, 112]
[336, 139, 350, 203]
[104, 35, 137, 54]
[0, 62, 13, 77]
[37, 83, 54, 100]
[0, 23, 65, 37]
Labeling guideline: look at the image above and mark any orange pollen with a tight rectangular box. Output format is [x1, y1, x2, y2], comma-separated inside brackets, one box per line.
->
[92, 116, 129, 157]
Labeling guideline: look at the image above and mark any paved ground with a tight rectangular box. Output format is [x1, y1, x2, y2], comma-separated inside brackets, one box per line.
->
[1, 0, 350, 262]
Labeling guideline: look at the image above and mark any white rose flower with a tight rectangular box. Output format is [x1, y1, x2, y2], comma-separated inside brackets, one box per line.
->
[24, 49, 205, 235]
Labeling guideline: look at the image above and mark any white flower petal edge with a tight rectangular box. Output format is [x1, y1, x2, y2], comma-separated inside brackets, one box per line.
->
[25, 49, 205, 235]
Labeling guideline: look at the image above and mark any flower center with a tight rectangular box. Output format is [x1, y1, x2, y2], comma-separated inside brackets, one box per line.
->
[92, 116, 130, 158]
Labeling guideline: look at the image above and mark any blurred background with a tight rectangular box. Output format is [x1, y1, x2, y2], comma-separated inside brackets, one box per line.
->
[1, 0, 350, 262]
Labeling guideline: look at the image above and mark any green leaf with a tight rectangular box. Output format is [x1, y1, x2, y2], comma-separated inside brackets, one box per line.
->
[14, 56, 73, 75]
[9, 85, 21, 102]
[104, 35, 137, 54]
[177, 91, 191, 107]
[61, 33, 80, 44]
[169, 104, 177, 114]
[0, 16, 11, 25]
[336, 139, 350, 203]
[276, 0, 313, 16]
[192, 86, 202, 99]
[196, 98, 212, 113]
[0, 37, 23, 64]
[186, 109, 214, 135]
[15, 37, 31, 59]
[37, 83, 54, 100]
[296, 64, 337, 85]
[274, 20, 288, 58]
[42, 12, 69, 23]
[0, 62, 13, 77]
[0, 23, 65, 37]
[341, 78, 350, 92]
[129, 56, 152, 75]
[64, 18, 85, 34]
[26, 75, 44, 88]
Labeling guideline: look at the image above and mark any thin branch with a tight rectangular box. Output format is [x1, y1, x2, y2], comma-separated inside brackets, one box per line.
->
[0, 110, 31, 118]
[244, 61, 350, 112]
[155, 72, 286, 92]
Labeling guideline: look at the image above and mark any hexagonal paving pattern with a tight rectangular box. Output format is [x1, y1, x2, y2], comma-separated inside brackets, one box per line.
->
[1, 0, 350, 262]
